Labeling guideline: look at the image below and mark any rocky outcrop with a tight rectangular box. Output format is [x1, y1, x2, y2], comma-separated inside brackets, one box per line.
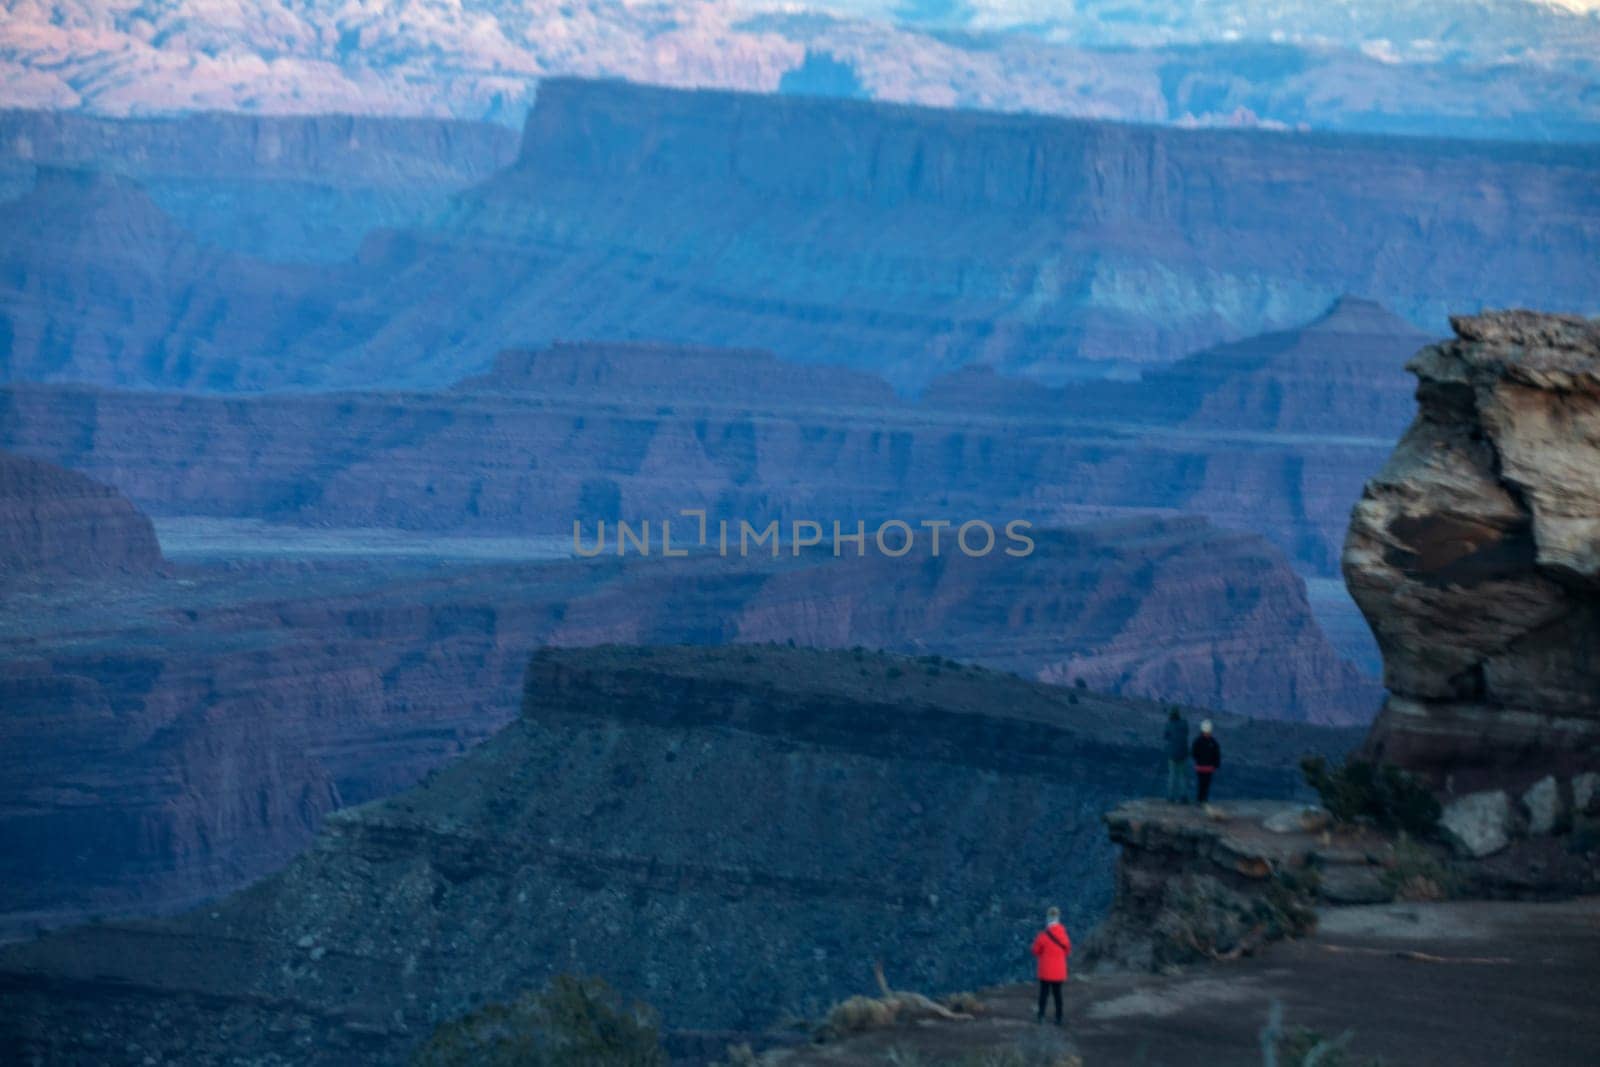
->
[1344, 311, 1600, 792]
[0, 645, 1357, 1064]
[0, 451, 162, 579]
[1088, 799, 1402, 970]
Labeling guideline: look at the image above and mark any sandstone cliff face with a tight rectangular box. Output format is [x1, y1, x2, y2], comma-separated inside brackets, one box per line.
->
[0, 646, 1357, 1064]
[0, 451, 162, 579]
[1344, 311, 1600, 790]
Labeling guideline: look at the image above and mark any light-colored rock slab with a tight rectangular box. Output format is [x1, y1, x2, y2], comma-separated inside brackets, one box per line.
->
[1441, 790, 1515, 858]
[1522, 775, 1563, 835]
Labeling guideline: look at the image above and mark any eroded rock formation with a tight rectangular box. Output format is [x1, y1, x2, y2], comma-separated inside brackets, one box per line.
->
[0, 451, 163, 580]
[1344, 310, 1600, 792]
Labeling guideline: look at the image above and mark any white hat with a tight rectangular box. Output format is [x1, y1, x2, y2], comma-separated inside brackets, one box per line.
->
[1200, 720, 1213, 734]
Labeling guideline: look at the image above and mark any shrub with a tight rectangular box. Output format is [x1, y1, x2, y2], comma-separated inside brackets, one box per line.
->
[825, 994, 899, 1034]
[412, 975, 666, 1067]
[1300, 756, 1440, 837]
[1382, 834, 1456, 901]
[1153, 870, 1317, 966]
[886, 665, 904, 680]
[1274, 1025, 1385, 1066]
[941, 991, 985, 1015]
[1261, 1002, 1386, 1067]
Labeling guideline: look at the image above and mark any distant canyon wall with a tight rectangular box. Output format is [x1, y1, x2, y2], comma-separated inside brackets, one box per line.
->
[1, 81, 1595, 390]
[0, 369, 1389, 577]
[422, 78, 1600, 385]
[0, 109, 518, 260]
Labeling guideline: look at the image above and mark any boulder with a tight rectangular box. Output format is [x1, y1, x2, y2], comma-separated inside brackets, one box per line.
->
[1522, 776, 1564, 835]
[1440, 790, 1516, 858]
[1316, 865, 1394, 906]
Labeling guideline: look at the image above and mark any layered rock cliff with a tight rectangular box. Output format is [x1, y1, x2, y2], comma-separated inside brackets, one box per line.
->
[0, 309, 1398, 576]
[1344, 311, 1600, 792]
[3, 82, 1596, 390]
[0, 451, 162, 580]
[0, 645, 1358, 1064]
[383, 78, 1600, 387]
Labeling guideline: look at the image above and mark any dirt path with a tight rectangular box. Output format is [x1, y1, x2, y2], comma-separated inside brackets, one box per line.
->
[768, 897, 1600, 1065]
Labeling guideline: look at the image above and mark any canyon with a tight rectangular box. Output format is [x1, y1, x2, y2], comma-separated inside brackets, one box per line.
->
[0, 504, 1374, 937]
[0, 297, 1421, 579]
[2, 81, 1596, 391]
[4, 73, 1594, 1067]
[0, 644, 1361, 1064]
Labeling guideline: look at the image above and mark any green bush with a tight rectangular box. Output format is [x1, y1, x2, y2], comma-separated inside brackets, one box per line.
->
[1381, 834, 1457, 901]
[412, 975, 666, 1067]
[1300, 756, 1440, 837]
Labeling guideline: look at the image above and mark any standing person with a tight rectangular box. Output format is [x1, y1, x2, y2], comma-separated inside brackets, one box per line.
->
[1030, 906, 1071, 1025]
[1193, 719, 1221, 804]
[1163, 707, 1190, 803]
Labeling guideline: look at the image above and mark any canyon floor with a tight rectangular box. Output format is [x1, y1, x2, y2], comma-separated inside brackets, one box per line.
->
[775, 897, 1600, 1066]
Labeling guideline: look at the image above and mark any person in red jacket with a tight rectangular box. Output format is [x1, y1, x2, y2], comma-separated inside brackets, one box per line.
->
[1030, 906, 1071, 1025]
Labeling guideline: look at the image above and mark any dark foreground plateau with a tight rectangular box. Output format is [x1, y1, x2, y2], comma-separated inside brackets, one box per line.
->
[0, 645, 1359, 1064]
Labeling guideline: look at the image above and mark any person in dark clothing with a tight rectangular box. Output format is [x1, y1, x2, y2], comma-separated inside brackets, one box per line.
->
[1163, 707, 1189, 803]
[1192, 719, 1221, 803]
[1030, 906, 1071, 1025]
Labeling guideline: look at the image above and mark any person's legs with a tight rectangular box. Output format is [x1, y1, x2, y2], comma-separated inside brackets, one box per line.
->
[1050, 980, 1064, 1024]
[1036, 980, 1049, 1021]
[1166, 759, 1183, 801]
[1196, 770, 1213, 803]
